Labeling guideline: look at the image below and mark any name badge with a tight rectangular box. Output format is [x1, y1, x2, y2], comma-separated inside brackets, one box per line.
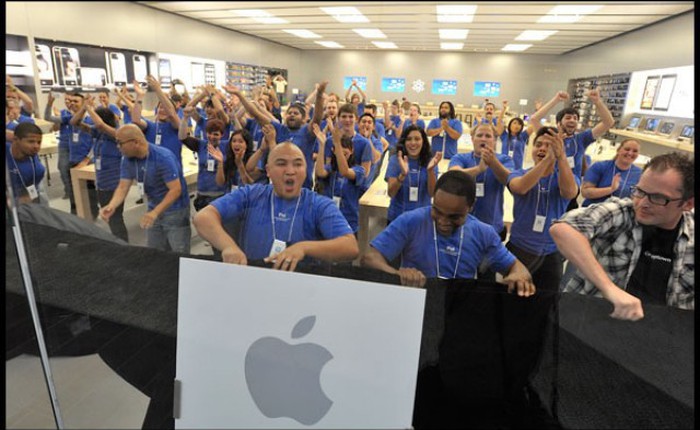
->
[72, 132, 79, 143]
[96, 157, 101, 171]
[508, 150, 514, 158]
[230, 184, 238, 193]
[387, 129, 393, 136]
[409, 186, 419, 202]
[269, 239, 286, 259]
[207, 159, 215, 172]
[476, 183, 485, 197]
[137, 182, 145, 196]
[567, 156, 575, 168]
[26, 184, 38, 200]
[155, 134, 162, 145]
[439, 130, 445, 138]
[333, 196, 341, 208]
[533, 215, 547, 233]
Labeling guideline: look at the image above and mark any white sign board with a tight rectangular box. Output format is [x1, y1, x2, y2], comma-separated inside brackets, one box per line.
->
[175, 258, 426, 429]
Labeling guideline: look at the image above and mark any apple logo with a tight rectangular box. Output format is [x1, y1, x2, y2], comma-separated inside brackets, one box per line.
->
[244, 315, 333, 425]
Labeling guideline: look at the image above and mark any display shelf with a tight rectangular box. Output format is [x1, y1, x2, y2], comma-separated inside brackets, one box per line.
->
[225, 62, 284, 96]
[609, 128, 693, 152]
[568, 73, 631, 140]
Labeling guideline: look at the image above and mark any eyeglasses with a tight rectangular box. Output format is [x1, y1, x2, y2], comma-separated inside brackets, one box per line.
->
[630, 186, 684, 206]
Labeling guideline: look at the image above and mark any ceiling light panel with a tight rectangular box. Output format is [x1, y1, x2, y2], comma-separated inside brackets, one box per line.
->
[439, 29, 469, 40]
[436, 4, 477, 23]
[372, 41, 397, 49]
[515, 30, 558, 41]
[232, 9, 288, 24]
[441, 43, 464, 50]
[502, 44, 532, 52]
[283, 29, 322, 39]
[315, 41, 344, 48]
[320, 6, 369, 23]
[538, 5, 603, 23]
[353, 29, 387, 39]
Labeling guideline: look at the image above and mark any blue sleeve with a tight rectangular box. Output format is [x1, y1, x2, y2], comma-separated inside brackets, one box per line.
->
[211, 185, 251, 222]
[482, 227, 516, 273]
[157, 151, 180, 183]
[578, 129, 596, 149]
[500, 154, 515, 170]
[506, 168, 526, 186]
[427, 118, 440, 130]
[314, 194, 354, 238]
[370, 213, 412, 261]
[120, 158, 135, 180]
[583, 161, 604, 184]
[385, 155, 400, 180]
[360, 141, 372, 163]
[451, 119, 463, 133]
[351, 165, 367, 188]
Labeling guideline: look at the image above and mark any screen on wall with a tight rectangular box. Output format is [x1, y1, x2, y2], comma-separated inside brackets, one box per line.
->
[432, 79, 457, 95]
[343, 76, 367, 90]
[473, 81, 501, 97]
[381, 77, 405, 93]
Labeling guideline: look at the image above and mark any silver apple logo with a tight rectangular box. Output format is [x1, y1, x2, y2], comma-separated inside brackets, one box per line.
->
[244, 316, 333, 425]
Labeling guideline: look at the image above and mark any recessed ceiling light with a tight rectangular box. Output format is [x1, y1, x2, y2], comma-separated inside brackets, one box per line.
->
[441, 43, 464, 50]
[537, 5, 602, 23]
[320, 6, 369, 23]
[436, 5, 477, 23]
[353, 28, 387, 39]
[502, 44, 532, 52]
[439, 29, 469, 40]
[516, 30, 558, 41]
[372, 41, 398, 49]
[473, 47, 489, 52]
[283, 29, 322, 39]
[315, 41, 344, 48]
[233, 9, 288, 24]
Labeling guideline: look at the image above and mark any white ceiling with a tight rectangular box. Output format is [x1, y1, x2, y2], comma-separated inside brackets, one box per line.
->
[138, 1, 694, 55]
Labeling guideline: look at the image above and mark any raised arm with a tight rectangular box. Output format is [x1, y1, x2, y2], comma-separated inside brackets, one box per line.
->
[147, 75, 180, 130]
[224, 85, 271, 127]
[7, 75, 34, 114]
[529, 91, 568, 132]
[312, 123, 330, 180]
[588, 89, 615, 139]
[309, 81, 328, 129]
[43, 93, 61, 124]
[130, 79, 148, 129]
[495, 100, 508, 136]
[547, 130, 579, 199]
[85, 100, 116, 138]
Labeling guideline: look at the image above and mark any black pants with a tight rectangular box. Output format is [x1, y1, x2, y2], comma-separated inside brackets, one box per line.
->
[502, 242, 562, 405]
[97, 189, 129, 243]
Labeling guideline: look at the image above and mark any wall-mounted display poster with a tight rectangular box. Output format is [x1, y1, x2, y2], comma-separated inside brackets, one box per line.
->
[639, 75, 660, 110]
[474, 81, 501, 97]
[156, 53, 225, 92]
[431, 79, 457, 96]
[652, 74, 676, 111]
[381, 77, 405, 93]
[34, 38, 155, 92]
[343, 76, 367, 90]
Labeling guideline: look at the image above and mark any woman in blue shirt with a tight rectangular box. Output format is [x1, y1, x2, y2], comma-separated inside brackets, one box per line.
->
[385, 125, 442, 224]
[313, 122, 368, 234]
[84, 101, 129, 242]
[581, 139, 642, 207]
[496, 101, 534, 170]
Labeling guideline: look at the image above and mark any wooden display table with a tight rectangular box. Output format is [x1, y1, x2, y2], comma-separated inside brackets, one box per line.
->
[609, 128, 693, 153]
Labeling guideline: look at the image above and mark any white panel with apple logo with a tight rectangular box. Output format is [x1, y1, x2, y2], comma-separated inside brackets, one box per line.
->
[176, 258, 426, 429]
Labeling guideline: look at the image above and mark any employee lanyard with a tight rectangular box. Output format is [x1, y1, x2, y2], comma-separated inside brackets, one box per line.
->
[331, 171, 345, 197]
[611, 163, 633, 197]
[405, 159, 420, 200]
[433, 221, 465, 279]
[270, 191, 302, 243]
[535, 174, 554, 218]
[10, 154, 36, 190]
[564, 135, 577, 159]
[135, 157, 149, 186]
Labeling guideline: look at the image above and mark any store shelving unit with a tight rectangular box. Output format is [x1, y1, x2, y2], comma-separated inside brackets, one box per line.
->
[568, 72, 631, 140]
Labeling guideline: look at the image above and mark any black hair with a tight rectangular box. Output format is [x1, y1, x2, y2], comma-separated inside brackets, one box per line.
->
[330, 135, 356, 172]
[223, 129, 255, 182]
[435, 170, 476, 207]
[94, 106, 118, 129]
[507, 117, 526, 138]
[288, 102, 306, 118]
[71, 92, 84, 99]
[396, 125, 431, 167]
[556, 107, 579, 124]
[364, 104, 377, 115]
[439, 101, 456, 119]
[14, 122, 43, 138]
[170, 94, 183, 104]
[205, 118, 225, 134]
[644, 152, 695, 199]
[338, 103, 357, 117]
[359, 112, 379, 138]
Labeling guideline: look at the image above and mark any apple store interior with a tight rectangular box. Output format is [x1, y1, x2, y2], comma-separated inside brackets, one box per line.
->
[6, 2, 694, 429]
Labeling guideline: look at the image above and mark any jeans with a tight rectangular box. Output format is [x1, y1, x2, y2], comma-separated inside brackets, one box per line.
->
[58, 146, 71, 198]
[146, 206, 191, 254]
[97, 188, 129, 243]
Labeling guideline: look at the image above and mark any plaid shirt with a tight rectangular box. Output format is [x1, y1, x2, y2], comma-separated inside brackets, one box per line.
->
[555, 197, 694, 310]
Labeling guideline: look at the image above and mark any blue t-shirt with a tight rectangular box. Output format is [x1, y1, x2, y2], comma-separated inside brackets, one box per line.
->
[317, 166, 368, 233]
[318, 133, 373, 171]
[121, 105, 132, 124]
[144, 119, 183, 167]
[500, 131, 529, 171]
[188, 138, 228, 194]
[92, 129, 122, 191]
[374, 121, 386, 139]
[380, 115, 402, 150]
[371, 208, 516, 279]
[401, 118, 426, 135]
[210, 185, 353, 261]
[449, 152, 515, 234]
[472, 117, 498, 128]
[107, 103, 122, 119]
[563, 129, 596, 178]
[6, 114, 35, 133]
[507, 168, 580, 255]
[582, 159, 642, 207]
[120, 143, 189, 213]
[6, 142, 46, 199]
[428, 117, 463, 159]
[245, 118, 265, 150]
[385, 154, 437, 222]
[58, 110, 73, 150]
[68, 115, 94, 164]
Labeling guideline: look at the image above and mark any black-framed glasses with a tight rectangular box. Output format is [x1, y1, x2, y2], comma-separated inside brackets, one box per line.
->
[630, 186, 684, 206]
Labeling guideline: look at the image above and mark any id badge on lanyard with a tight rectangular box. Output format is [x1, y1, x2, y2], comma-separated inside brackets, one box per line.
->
[567, 156, 575, 169]
[155, 134, 162, 145]
[137, 182, 145, 197]
[409, 187, 419, 202]
[72, 132, 79, 143]
[476, 183, 485, 197]
[333, 196, 341, 208]
[207, 159, 215, 172]
[269, 239, 286, 259]
[26, 184, 39, 200]
[533, 215, 546, 233]
[96, 157, 102, 171]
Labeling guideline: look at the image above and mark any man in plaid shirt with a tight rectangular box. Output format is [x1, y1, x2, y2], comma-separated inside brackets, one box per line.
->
[551, 152, 694, 321]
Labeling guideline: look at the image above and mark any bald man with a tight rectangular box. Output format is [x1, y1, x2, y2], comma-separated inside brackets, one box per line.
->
[100, 124, 191, 253]
[193, 142, 359, 270]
